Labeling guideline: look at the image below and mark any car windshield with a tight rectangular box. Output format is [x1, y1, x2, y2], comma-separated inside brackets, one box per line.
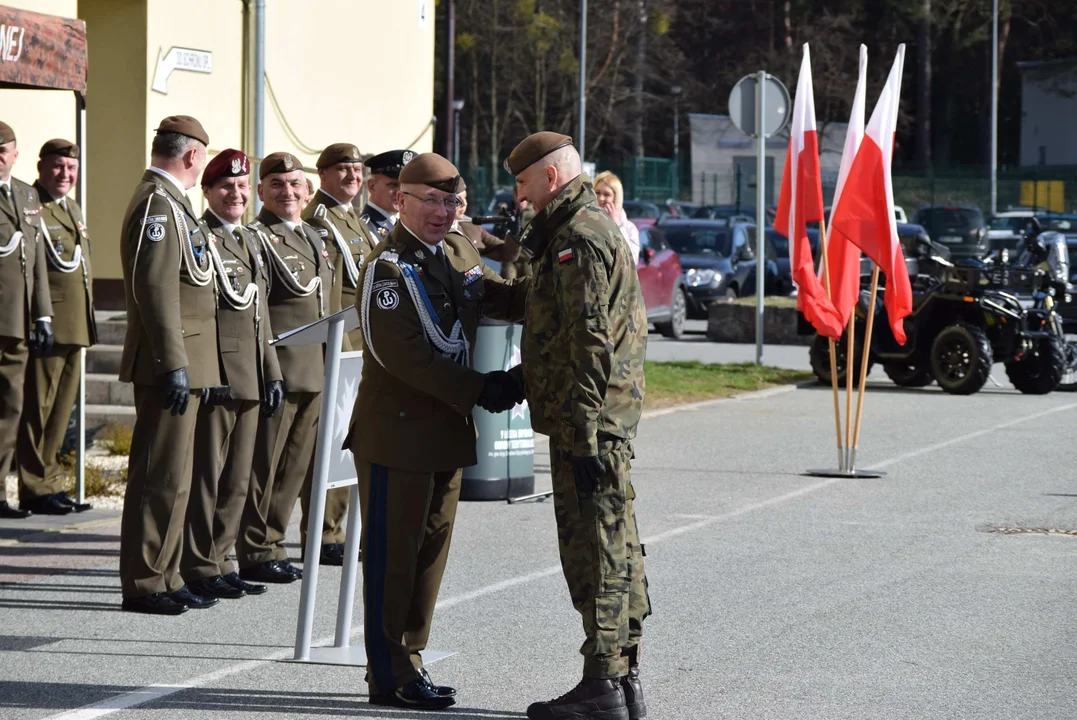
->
[1042, 216, 1077, 232]
[917, 208, 984, 232]
[624, 202, 659, 219]
[663, 227, 733, 257]
[989, 216, 1028, 230]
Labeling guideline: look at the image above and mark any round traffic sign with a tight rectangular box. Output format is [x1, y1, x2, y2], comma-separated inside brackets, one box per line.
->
[728, 73, 791, 138]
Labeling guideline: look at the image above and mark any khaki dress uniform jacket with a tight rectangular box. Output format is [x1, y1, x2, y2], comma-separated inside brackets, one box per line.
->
[17, 186, 97, 502]
[236, 209, 333, 567]
[117, 169, 221, 599]
[346, 223, 528, 695]
[0, 177, 52, 505]
[183, 212, 282, 581]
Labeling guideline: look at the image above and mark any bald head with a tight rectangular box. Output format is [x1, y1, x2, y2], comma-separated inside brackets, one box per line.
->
[514, 144, 582, 213]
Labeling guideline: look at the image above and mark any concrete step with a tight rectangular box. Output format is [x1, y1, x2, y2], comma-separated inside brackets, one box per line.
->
[85, 373, 133, 406]
[86, 404, 135, 430]
[86, 345, 122, 375]
[95, 319, 127, 346]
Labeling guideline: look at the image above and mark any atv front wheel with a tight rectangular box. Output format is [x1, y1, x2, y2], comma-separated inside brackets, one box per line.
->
[930, 323, 993, 395]
[883, 362, 934, 388]
[1056, 340, 1077, 392]
[1006, 334, 1065, 395]
[809, 334, 872, 386]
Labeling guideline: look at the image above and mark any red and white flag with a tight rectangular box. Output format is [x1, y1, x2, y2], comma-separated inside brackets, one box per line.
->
[774, 44, 843, 339]
[829, 45, 912, 344]
[825, 45, 868, 328]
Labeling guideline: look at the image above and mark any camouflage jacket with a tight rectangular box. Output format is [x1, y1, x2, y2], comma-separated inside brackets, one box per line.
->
[514, 176, 647, 457]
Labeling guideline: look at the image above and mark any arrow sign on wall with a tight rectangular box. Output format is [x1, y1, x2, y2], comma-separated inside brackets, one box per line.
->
[152, 46, 213, 94]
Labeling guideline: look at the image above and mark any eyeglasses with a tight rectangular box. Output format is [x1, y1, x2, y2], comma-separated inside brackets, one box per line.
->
[402, 191, 463, 210]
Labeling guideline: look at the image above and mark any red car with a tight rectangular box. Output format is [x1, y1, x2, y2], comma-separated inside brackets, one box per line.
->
[635, 224, 687, 339]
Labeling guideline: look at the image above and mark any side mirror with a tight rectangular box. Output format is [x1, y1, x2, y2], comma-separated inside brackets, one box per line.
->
[734, 245, 753, 263]
[642, 247, 656, 264]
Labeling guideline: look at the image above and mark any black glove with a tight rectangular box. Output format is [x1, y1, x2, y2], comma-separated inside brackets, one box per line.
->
[200, 385, 232, 407]
[29, 319, 54, 355]
[476, 371, 523, 413]
[570, 454, 606, 495]
[262, 379, 284, 417]
[161, 367, 190, 416]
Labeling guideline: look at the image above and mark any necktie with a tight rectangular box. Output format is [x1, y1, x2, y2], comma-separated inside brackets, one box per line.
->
[1, 185, 10, 202]
[435, 245, 450, 274]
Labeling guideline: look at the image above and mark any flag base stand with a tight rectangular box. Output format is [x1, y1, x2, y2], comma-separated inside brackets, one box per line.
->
[287, 647, 457, 668]
[804, 467, 886, 479]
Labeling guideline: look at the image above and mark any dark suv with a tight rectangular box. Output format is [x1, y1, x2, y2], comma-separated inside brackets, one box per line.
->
[660, 220, 775, 318]
[913, 205, 988, 259]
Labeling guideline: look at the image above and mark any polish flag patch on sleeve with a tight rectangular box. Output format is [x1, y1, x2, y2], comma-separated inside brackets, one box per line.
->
[557, 248, 574, 264]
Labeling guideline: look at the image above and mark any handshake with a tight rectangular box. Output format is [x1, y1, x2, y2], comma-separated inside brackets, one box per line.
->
[476, 370, 524, 413]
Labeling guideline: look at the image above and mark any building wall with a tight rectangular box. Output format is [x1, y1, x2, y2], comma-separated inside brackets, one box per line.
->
[1019, 63, 1077, 167]
[0, 0, 79, 192]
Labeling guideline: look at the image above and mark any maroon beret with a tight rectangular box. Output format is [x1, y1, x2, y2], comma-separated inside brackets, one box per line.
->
[201, 149, 250, 187]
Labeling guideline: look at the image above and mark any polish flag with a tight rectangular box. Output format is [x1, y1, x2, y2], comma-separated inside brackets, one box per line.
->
[774, 44, 843, 339]
[825, 45, 868, 328]
[829, 45, 912, 344]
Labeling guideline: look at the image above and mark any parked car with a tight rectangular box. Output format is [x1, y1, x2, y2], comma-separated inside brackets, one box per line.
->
[665, 199, 698, 217]
[912, 205, 988, 259]
[486, 188, 515, 215]
[765, 227, 821, 296]
[623, 200, 665, 227]
[691, 205, 755, 225]
[635, 225, 687, 338]
[659, 220, 775, 318]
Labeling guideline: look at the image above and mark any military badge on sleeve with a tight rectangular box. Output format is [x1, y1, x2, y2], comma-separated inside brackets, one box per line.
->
[376, 288, 400, 310]
[557, 248, 574, 264]
[146, 223, 165, 242]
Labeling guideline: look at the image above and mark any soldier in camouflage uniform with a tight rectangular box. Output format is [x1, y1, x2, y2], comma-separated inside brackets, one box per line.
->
[505, 132, 650, 720]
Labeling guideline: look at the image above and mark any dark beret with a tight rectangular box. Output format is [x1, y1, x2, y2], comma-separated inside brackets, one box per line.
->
[201, 149, 250, 187]
[40, 138, 79, 159]
[155, 115, 209, 146]
[504, 131, 574, 175]
[364, 149, 415, 179]
[0, 121, 15, 145]
[398, 153, 463, 194]
[317, 143, 362, 170]
[260, 151, 305, 179]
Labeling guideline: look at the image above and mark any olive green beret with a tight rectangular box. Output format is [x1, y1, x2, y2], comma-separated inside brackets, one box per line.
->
[398, 152, 462, 193]
[40, 138, 79, 159]
[0, 121, 15, 145]
[260, 151, 305, 179]
[504, 131, 574, 175]
[317, 142, 362, 170]
[155, 115, 209, 146]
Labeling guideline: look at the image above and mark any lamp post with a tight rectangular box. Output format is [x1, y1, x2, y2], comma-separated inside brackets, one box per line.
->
[671, 85, 682, 197]
[990, 0, 998, 215]
[453, 99, 465, 168]
[577, 0, 587, 162]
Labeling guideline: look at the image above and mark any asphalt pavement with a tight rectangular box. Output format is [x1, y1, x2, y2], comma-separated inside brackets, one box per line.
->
[2, 332, 1077, 719]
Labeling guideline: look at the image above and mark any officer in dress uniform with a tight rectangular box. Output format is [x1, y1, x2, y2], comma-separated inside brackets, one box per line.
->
[353, 149, 413, 248]
[453, 178, 522, 265]
[16, 139, 96, 516]
[0, 121, 54, 520]
[299, 142, 371, 566]
[179, 149, 284, 601]
[345, 153, 528, 711]
[117, 116, 222, 615]
[236, 152, 334, 585]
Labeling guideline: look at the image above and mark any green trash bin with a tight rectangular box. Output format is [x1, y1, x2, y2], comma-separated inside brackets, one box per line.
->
[462, 320, 535, 500]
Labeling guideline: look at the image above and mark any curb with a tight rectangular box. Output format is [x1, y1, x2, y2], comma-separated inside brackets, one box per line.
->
[642, 380, 809, 419]
[0, 512, 122, 547]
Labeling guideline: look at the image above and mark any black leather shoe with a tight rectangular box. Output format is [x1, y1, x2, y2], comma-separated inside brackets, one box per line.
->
[526, 678, 628, 720]
[170, 585, 219, 609]
[222, 571, 267, 595]
[418, 667, 456, 697]
[620, 667, 646, 720]
[370, 679, 456, 710]
[0, 501, 31, 519]
[239, 560, 298, 584]
[21, 494, 72, 515]
[279, 559, 303, 579]
[53, 491, 93, 512]
[187, 575, 245, 600]
[121, 592, 188, 615]
[320, 543, 345, 566]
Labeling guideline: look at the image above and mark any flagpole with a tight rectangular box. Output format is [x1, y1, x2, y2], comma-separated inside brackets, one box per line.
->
[817, 215, 844, 471]
[851, 264, 880, 470]
[844, 311, 855, 470]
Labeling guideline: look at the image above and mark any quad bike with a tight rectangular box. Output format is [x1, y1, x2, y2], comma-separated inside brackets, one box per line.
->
[809, 231, 1077, 395]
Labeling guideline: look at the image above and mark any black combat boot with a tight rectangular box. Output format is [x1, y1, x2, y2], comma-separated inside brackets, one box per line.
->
[620, 666, 646, 719]
[526, 677, 629, 720]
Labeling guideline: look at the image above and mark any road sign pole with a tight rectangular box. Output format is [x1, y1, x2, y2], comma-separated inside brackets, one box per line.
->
[755, 70, 766, 365]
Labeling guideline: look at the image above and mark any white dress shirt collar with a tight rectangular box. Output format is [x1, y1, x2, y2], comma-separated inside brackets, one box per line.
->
[400, 220, 442, 256]
[147, 166, 187, 197]
[368, 200, 398, 225]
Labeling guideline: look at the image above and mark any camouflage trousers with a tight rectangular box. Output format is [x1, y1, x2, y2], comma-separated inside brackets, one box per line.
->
[550, 437, 651, 679]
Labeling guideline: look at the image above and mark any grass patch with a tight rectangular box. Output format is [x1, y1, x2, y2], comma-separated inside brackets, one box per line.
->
[97, 424, 134, 456]
[59, 451, 128, 498]
[732, 295, 799, 308]
[645, 361, 813, 409]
